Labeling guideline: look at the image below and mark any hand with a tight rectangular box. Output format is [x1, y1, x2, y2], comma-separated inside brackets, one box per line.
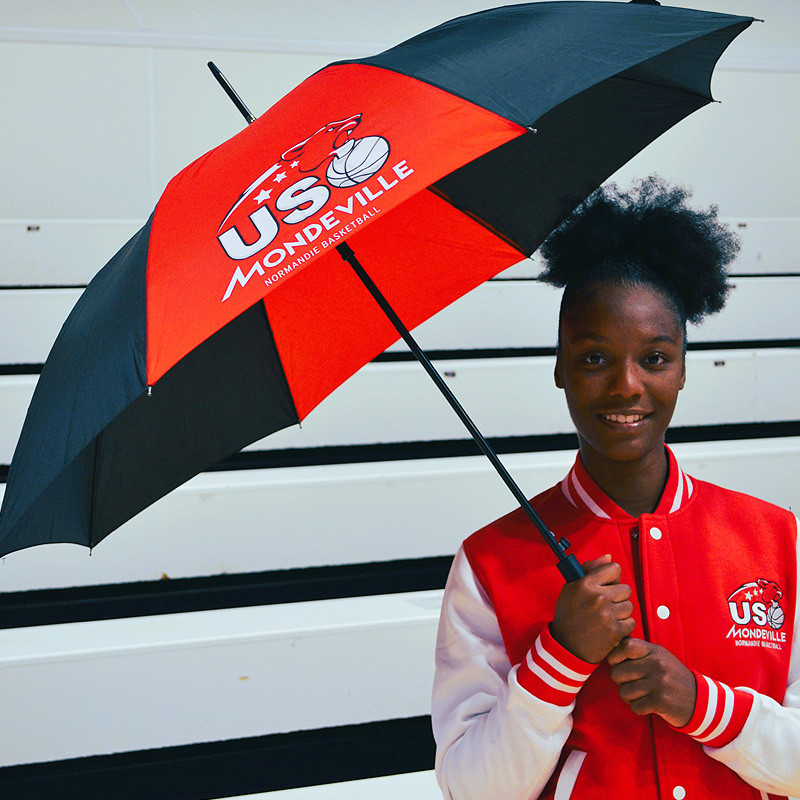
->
[550, 555, 635, 663]
[607, 638, 697, 728]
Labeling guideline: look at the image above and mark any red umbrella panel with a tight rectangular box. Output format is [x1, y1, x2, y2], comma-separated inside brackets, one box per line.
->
[0, 2, 753, 556]
[148, 63, 525, 406]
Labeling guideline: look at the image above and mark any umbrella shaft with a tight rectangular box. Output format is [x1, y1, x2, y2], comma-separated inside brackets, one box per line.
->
[208, 62, 256, 124]
[336, 242, 583, 582]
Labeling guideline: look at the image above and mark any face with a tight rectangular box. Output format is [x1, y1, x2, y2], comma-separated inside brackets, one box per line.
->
[554, 281, 686, 470]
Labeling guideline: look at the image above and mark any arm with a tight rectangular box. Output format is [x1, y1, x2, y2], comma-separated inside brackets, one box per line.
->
[700, 526, 800, 795]
[432, 547, 598, 800]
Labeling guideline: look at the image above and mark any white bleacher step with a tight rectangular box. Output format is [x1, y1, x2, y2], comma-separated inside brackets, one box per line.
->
[2, 275, 800, 366]
[0, 590, 442, 768]
[3, 437, 800, 593]
[214, 770, 440, 799]
[1, 217, 795, 289]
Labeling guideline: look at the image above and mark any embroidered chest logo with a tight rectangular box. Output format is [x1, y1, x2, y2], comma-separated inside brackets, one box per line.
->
[726, 579, 787, 650]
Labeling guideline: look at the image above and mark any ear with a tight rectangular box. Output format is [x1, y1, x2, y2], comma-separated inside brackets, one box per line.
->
[679, 355, 686, 391]
[554, 353, 564, 389]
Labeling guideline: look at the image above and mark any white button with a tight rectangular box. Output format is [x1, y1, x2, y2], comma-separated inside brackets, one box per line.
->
[649, 526, 663, 540]
[673, 787, 686, 800]
[657, 605, 670, 620]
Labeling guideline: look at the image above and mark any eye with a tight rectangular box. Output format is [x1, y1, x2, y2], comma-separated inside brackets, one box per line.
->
[643, 352, 668, 367]
[582, 352, 606, 366]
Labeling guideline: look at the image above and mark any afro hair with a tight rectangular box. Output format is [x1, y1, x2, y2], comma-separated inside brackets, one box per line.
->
[538, 176, 740, 324]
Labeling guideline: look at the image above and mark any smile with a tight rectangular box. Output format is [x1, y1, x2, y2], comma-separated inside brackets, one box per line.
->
[601, 413, 648, 424]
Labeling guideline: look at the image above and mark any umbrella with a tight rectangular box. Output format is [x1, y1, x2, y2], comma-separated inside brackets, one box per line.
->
[0, 1, 752, 580]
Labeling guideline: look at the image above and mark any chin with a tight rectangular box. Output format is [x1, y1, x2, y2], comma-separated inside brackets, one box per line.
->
[583, 435, 664, 465]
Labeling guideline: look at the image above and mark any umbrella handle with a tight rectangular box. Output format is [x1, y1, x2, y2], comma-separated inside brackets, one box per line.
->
[336, 241, 585, 583]
[557, 553, 585, 583]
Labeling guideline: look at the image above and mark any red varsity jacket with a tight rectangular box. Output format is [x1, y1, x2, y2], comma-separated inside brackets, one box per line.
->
[457, 448, 797, 799]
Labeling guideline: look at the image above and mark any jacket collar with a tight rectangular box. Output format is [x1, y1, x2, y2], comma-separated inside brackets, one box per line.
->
[560, 446, 693, 521]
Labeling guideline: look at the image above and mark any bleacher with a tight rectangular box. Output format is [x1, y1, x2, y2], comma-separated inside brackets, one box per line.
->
[1, 1, 798, 798]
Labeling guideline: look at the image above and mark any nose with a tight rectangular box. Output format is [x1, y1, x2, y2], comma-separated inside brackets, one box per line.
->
[607, 358, 643, 400]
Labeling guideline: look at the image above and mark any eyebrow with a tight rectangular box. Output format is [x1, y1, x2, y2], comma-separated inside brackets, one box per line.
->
[568, 333, 681, 345]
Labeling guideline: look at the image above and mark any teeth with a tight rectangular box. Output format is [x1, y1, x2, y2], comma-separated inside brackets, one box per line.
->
[605, 414, 644, 424]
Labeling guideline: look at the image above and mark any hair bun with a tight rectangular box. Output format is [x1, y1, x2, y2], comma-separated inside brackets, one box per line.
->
[538, 176, 739, 323]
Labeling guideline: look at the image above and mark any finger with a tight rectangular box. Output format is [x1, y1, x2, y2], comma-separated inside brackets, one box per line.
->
[627, 694, 667, 718]
[603, 622, 637, 665]
[620, 618, 637, 639]
[606, 635, 647, 666]
[611, 600, 634, 620]
[606, 583, 633, 603]
[597, 597, 634, 628]
[609, 657, 649, 685]
[590, 561, 623, 586]
[581, 554, 612, 573]
[621, 686, 656, 711]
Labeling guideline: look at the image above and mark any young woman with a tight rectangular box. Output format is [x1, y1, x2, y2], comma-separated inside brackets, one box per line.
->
[432, 178, 800, 799]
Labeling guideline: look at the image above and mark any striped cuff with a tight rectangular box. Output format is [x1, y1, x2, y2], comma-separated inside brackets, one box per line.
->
[674, 671, 754, 748]
[516, 625, 596, 706]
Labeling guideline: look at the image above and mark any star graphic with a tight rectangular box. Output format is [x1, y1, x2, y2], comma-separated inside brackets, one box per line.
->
[744, 591, 753, 600]
[254, 188, 272, 204]
[273, 171, 287, 183]
[291, 160, 300, 168]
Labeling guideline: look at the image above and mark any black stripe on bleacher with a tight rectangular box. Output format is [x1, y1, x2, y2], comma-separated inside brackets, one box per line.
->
[376, 339, 800, 360]
[3, 421, 800, 483]
[728, 272, 800, 279]
[185, 420, 800, 470]
[0, 432, 578, 483]
[0, 363, 46, 375]
[0, 555, 453, 629]
[663, 420, 800, 444]
[209, 432, 579, 470]
[375, 346, 558, 360]
[489, 273, 800, 280]
[688, 339, 800, 351]
[0, 284, 88, 290]
[0, 715, 436, 800]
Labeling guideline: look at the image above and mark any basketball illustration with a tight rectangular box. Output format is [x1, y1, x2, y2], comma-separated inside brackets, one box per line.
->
[327, 135, 390, 188]
[768, 603, 785, 630]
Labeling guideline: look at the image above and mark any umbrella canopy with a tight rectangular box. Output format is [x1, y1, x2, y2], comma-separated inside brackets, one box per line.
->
[0, 1, 752, 556]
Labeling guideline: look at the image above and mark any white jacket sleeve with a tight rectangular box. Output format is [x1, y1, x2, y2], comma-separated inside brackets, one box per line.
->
[702, 522, 800, 797]
[432, 546, 595, 800]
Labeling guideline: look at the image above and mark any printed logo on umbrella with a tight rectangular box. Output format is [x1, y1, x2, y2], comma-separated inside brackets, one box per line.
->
[216, 113, 410, 302]
[726, 579, 787, 651]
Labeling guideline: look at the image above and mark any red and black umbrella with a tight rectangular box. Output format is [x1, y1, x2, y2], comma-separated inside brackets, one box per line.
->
[0, 1, 752, 573]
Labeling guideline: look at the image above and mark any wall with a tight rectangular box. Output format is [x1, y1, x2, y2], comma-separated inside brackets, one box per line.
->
[1, 2, 798, 797]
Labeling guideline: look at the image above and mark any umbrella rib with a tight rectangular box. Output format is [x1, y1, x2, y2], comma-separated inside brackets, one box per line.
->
[427, 185, 527, 254]
[335, 241, 583, 583]
[88, 433, 102, 552]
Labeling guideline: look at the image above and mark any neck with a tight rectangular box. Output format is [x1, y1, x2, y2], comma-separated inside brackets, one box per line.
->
[579, 444, 669, 518]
